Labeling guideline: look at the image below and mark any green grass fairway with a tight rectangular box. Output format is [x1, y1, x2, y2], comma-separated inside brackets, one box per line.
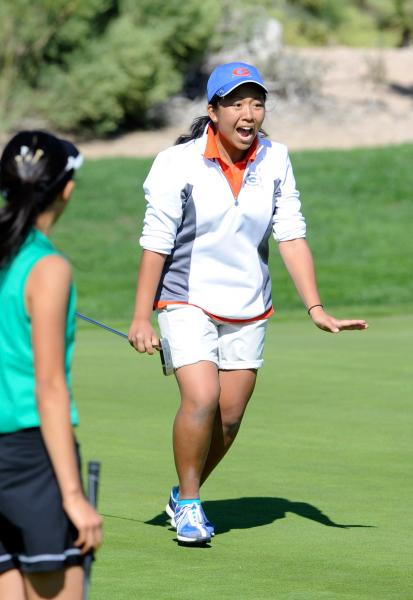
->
[74, 313, 413, 600]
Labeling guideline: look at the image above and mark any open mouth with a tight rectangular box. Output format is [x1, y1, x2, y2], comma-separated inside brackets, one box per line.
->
[236, 127, 254, 140]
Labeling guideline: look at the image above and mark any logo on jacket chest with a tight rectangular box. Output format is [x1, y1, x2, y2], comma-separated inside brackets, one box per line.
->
[244, 169, 262, 187]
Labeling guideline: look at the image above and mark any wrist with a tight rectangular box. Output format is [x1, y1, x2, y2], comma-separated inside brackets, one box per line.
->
[307, 303, 324, 316]
[132, 313, 151, 322]
[61, 486, 84, 502]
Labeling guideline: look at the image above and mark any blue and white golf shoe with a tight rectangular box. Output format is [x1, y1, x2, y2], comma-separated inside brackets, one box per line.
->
[174, 502, 211, 544]
[165, 486, 179, 522]
[166, 486, 215, 537]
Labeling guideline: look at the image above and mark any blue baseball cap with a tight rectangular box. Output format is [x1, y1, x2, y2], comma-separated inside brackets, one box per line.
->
[207, 62, 268, 103]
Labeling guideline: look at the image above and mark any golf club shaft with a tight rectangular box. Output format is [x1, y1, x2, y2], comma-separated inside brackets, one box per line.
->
[76, 312, 128, 339]
[83, 461, 101, 600]
[75, 312, 173, 375]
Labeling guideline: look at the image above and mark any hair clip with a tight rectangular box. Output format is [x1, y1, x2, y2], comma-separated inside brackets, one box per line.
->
[32, 149, 44, 164]
[65, 153, 84, 172]
[14, 147, 44, 166]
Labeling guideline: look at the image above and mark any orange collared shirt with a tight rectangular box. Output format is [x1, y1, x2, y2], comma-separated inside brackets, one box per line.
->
[203, 125, 258, 199]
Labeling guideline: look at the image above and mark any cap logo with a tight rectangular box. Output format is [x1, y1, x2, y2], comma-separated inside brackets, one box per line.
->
[233, 67, 250, 76]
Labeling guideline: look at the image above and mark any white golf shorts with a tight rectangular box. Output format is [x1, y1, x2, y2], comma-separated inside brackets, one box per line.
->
[157, 304, 268, 370]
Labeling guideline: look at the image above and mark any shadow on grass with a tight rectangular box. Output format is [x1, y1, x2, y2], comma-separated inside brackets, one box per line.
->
[145, 496, 373, 534]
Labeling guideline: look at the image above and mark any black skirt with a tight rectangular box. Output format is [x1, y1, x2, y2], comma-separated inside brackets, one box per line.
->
[0, 427, 86, 574]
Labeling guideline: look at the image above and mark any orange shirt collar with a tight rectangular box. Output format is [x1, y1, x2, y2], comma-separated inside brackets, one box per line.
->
[203, 124, 258, 165]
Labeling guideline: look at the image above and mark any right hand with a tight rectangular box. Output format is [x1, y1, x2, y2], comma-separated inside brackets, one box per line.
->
[128, 317, 159, 354]
[63, 492, 103, 554]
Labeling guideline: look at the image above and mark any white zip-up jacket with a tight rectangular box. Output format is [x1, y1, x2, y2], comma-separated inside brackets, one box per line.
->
[140, 130, 306, 320]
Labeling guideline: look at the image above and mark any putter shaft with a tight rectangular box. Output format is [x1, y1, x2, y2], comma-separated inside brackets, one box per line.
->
[76, 312, 128, 339]
[75, 312, 174, 375]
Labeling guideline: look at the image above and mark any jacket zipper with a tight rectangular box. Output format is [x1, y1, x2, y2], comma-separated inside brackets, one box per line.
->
[213, 159, 252, 206]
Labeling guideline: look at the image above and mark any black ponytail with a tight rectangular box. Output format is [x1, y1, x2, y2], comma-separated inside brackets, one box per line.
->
[175, 96, 220, 145]
[0, 131, 77, 268]
[175, 116, 212, 145]
[0, 185, 40, 268]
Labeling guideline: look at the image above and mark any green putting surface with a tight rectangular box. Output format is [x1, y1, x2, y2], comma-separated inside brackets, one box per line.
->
[74, 313, 413, 599]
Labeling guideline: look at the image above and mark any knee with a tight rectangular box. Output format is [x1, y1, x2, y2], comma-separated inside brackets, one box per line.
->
[181, 385, 220, 419]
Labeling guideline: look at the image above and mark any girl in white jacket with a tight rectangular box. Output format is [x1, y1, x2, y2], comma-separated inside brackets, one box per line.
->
[129, 62, 367, 544]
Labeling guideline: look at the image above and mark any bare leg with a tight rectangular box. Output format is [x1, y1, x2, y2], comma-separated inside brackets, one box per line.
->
[174, 361, 221, 499]
[200, 369, 257, 485]
[0, 569, 26, 600]
[24, 566, 83, 600]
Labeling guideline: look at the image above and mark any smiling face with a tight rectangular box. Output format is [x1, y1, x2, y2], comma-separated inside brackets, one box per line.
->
[207, 83, 266, 164]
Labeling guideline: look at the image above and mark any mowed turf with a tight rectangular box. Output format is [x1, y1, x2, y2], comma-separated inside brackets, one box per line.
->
[74, 312, 413, 600]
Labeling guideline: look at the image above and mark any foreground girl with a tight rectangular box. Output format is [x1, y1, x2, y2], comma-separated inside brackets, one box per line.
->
[0, 131, 102, 598]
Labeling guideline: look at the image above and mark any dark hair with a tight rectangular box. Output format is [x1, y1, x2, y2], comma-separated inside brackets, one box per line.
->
[0, 131, 75, 268]
[175, 92, 268, 145]
[175, 96, 220, 145]
[175, 116, 212, 145]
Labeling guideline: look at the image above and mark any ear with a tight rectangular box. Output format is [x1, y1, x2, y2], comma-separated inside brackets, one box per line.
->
[61, 179, 75, 203]
[207, 104, 218, 124]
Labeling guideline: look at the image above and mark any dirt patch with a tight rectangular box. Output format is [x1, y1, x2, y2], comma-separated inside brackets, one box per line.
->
[78, 47, 413, 157]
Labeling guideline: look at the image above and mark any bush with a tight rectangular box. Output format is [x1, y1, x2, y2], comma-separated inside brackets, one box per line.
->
[0, 0, 222, 135]
[38, 17, 182, 135]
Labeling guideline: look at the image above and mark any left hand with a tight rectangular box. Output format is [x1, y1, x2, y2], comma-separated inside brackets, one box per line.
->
[309, 306, 368, 333]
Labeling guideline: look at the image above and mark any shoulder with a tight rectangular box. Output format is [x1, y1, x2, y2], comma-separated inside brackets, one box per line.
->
[25, 254, 72, 318]
[28, 254, 72, 292]
[255, 138, 293, 178]
[145, 138, 204, 182]
[258, 137, 289, 158]
[154, 138, 202, 164]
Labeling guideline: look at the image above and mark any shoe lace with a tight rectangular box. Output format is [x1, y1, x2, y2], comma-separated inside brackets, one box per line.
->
[175, 503, 203, 528]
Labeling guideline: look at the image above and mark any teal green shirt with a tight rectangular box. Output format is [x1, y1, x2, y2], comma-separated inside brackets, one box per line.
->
[0, 229, 78, 433]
